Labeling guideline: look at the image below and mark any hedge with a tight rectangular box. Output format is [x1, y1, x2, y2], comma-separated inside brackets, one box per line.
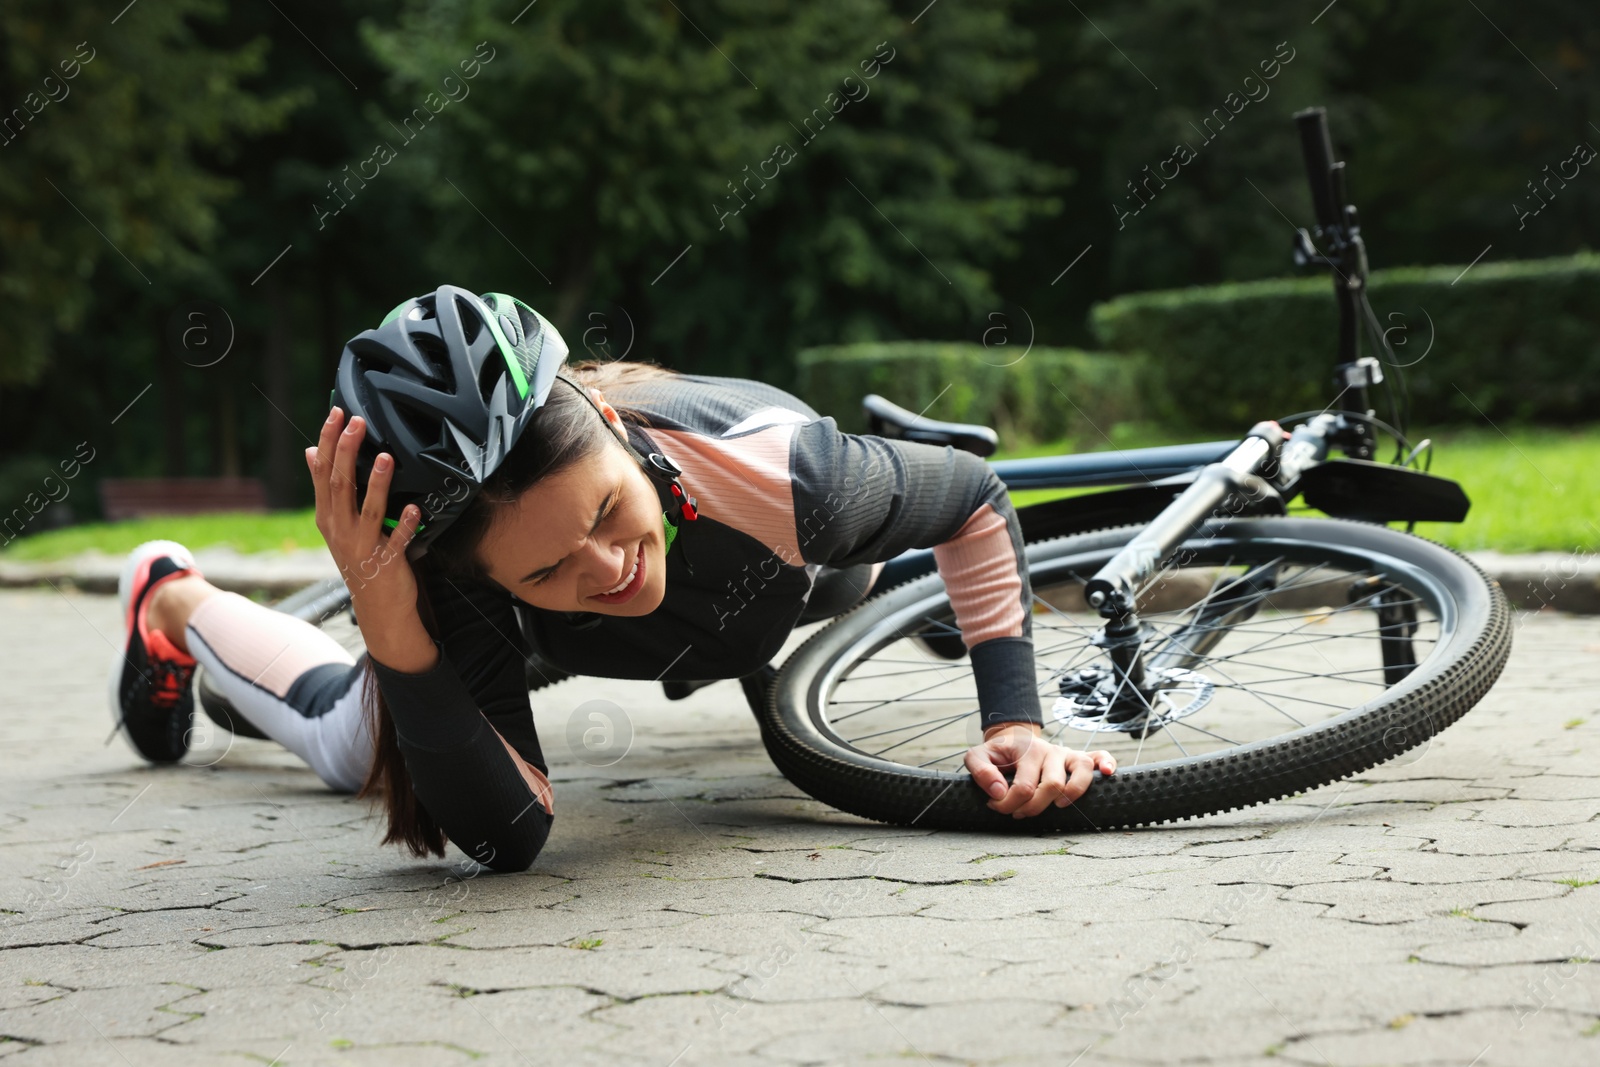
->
[1090, 252, 1600, 430]
[794, 342, 1145, 443]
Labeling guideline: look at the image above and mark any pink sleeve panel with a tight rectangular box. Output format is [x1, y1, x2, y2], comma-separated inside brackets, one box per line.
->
[648, 425, 802, 566]
[931, 502, 1027, 646]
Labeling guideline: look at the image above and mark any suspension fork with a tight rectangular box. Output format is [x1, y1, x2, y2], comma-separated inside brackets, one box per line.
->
[1081, 422, 1290, 706]
[1349, 577, 1419, 686]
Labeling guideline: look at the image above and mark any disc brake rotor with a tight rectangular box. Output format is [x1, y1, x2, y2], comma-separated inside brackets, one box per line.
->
[1050, 665, 1216, 734]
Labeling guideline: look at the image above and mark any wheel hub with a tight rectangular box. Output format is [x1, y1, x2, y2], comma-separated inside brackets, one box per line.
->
[1051, 665, 1216, 734]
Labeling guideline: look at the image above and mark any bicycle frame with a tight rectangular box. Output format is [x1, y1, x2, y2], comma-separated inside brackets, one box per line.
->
[990, 440, 1238, 490]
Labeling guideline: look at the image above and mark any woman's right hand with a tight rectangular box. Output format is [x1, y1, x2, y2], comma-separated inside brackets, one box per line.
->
[307, 407, 432, 667]
[965, 723, 1115, 818]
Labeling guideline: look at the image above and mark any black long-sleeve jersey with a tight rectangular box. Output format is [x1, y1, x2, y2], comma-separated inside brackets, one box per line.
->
[369, 373, 1036, 871]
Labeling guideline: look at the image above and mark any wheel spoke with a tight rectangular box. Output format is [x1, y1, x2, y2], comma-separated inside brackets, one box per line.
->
[911, 617, 965, 638]
[1201, 680, 1366, 713]
[1199, 582, 1407, 665]
[1180, 630, 1436, 669]
[849, 707, 971, 747]
[1131, 560, 1335, 621]
[797, 531, 1474, 795]
[839, 664, 974, 683]
[864, 709, 974, 758]
[1166, 716, 1240, 746]
[1158, 720, 1192, 757]
[1153, 553, 1259, 633]
[1031, 591, 1103, 642]
[828, 669, 974, 723]
[1034, 642, 1102, 685]
[1209, 664, 1388, 686]
[830, 695, 982, 704]
[1179, 621, 1436, 644]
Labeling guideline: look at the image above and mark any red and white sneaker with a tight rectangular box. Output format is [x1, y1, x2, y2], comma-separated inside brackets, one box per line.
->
[106, 540, 202, 763]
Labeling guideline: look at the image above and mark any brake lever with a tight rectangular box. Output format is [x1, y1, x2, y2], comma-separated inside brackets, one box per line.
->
[1291, 228, 1332, 270]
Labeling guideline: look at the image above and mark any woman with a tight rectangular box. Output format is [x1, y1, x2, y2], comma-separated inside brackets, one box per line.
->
[108, 285, 1115, 871]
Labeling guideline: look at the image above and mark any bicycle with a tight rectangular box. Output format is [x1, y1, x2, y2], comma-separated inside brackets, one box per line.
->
[200, 107, 1511, 833]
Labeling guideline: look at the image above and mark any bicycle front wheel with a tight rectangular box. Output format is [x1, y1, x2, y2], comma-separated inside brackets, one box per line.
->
[759, 518, 1512, 831]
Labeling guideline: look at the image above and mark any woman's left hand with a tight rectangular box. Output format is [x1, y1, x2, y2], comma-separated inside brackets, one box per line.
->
[965, 723, 1116, 818]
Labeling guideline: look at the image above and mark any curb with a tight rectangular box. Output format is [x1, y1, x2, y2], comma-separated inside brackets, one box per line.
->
[1466, 551, 1600, 615]
[2, 547, 1597, 614]
[0, 547, 338, 599]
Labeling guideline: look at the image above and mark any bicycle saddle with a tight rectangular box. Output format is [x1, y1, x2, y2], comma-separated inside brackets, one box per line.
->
[861, 394, 999, 458]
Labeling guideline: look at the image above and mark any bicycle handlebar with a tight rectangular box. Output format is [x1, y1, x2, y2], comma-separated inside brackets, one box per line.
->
[1289, 106, 1381, 456]
[1294, 106, 1340, 232]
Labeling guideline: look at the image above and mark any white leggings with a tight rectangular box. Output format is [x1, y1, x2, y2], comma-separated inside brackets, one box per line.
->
[185, 592, 373, 792]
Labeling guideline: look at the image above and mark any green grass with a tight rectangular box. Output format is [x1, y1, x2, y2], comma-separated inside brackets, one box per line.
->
[0, 509, 320, 562]
[2, 425, 1594, 563]
[998, 423, 1600, 555]
[1408, 427, 1599, 554]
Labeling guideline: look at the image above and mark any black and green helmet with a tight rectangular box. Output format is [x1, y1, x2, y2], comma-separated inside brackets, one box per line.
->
[330, 284, 567, 559]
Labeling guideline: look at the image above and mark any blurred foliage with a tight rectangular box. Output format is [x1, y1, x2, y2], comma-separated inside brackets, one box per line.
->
[0, 0, 298, 384]
[993, 0, 1600, 347]
[0, 0, 1595, 516]
[797, 341, 1142, 443]
[1092, 252, 1600, 430]
[364, 0, 1056, 381]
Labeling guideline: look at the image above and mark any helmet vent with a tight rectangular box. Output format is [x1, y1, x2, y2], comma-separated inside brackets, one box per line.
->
[457, 299, 483, 343]
[411, 334, 452, 388]
[395, 399, 441, 452]
[478, 353, 503, 406]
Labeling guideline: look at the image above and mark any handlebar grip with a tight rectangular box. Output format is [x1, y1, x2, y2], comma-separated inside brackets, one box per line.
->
[1329, 161, 1350, 224]
[1294, 107, 1339, 231]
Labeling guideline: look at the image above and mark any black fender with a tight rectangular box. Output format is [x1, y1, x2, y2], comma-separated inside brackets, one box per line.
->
[1292, 459, 1470, 524]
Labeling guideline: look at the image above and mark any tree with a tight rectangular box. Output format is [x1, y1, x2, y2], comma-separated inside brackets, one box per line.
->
[0, 0, 295, 387]
[986, 0, 1597, 350]
[365, 0, 1062, 384]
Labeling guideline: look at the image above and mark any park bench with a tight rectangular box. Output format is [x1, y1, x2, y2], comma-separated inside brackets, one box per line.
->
[98, 477, 269, 521]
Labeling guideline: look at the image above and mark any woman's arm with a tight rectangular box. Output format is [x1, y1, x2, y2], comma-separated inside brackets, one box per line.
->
[369, 640, 553, 871]
[791, 421, 1039, 731]
[367, 568, 555, 872]
[307, 407, 551, 871]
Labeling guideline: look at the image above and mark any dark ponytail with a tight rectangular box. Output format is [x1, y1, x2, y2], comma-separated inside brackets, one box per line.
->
[355, 360, 674, 857]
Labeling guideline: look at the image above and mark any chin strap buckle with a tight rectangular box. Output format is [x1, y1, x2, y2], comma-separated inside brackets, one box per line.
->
[644, 450, 697, 575]
[643, 450, 697, 576]
[646, 452, 698, 523]
[645, 451, 681, 478]
[670, 482, 698, 522]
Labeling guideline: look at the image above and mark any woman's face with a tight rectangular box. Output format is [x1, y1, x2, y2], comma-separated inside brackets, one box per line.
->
[476, 393, 669, 616]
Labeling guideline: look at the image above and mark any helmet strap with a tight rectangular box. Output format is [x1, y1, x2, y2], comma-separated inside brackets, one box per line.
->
[554, 375, 650, 465]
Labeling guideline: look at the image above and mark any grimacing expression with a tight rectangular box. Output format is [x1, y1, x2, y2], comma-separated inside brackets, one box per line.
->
[476, 396, 668, 616]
